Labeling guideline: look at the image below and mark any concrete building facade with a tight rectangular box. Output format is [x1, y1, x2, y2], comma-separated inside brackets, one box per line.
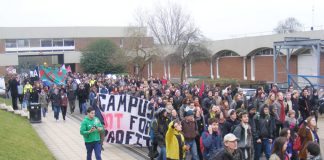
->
[0, 27, 323, 83]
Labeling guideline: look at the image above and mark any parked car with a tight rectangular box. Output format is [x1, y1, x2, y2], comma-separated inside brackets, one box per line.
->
[241, 88, 256, 100]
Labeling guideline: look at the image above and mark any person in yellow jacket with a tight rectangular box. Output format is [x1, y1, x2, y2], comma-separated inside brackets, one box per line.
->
[166, 120, 189, 160]
[23, 81, 33, 94]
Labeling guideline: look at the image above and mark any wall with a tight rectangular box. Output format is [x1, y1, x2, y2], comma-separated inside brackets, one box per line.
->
[191, 60, 210, 77]
[218, 57, 243, 80]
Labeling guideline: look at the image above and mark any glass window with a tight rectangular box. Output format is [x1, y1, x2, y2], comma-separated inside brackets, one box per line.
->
[64, 39, 74, 46]
[120, 38, 124, 48]
[17, 39, 29, 48]
[53, 39, 63, 47]
[5, 40, 17, 48]
[30, 39, 40, 47]
[41, 39, 52, 47]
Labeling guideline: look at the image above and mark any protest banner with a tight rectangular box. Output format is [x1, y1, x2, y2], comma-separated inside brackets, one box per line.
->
[99, 94, 153, 147]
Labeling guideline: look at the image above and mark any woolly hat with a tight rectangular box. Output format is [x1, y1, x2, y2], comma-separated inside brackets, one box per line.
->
[185, 110, 194, 117]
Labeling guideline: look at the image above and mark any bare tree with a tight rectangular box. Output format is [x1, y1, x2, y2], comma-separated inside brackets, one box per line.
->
[274, 17, 303, 34]
[145, 2, 206, 82]
[125, 9, 158, 79]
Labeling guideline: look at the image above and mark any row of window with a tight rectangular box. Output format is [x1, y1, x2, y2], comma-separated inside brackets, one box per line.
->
[5, 39, 75, 48]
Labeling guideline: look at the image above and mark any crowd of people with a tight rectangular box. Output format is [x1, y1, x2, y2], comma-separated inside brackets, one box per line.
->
[5, 72, 324, 160]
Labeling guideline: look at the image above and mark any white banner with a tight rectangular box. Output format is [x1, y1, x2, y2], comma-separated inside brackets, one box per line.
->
[0, 77, 5, 93]
[99, 94, 153, 147]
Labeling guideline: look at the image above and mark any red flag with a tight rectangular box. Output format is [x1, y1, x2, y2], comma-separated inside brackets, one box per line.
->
[199, 80, 205, 97]
[66, 65, 72, 73]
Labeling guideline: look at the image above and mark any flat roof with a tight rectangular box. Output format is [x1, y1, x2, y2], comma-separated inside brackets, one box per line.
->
[0, 26, 148, 39]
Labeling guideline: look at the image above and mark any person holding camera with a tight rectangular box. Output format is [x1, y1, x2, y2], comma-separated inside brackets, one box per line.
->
[80, 107, 103, 160]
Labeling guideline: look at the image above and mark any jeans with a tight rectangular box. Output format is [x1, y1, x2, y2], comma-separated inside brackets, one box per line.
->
[81, 103, 87, 115]
[61, 106, 67, 120]
[185, 140, 199, 160]
[22, 100, 28, 109]
[254, 138, 271, 160]
[42, 107, 47, 117]
[53, 105, 60, 120]
[69, 100, 75, 113]
[85, 141, 102, 160]
[158, 146, 166, 160]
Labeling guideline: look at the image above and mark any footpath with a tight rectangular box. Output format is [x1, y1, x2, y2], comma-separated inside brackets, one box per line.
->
[31, 109, 141, 160]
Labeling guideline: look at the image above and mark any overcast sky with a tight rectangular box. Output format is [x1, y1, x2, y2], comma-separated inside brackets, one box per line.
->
[1, 0, 324, 40]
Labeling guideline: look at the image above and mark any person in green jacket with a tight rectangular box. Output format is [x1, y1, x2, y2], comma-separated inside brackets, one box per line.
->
[80, 107, 104, 160]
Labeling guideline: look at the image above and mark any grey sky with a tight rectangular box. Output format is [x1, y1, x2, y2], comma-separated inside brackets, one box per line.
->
[1, 0, 323, 40]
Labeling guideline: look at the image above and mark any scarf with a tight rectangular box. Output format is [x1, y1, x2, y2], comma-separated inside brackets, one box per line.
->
[279, 100, 285, 123]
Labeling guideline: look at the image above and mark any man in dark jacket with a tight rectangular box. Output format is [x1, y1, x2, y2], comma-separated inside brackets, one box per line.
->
[253, 105, 276, 160]
[210, 133, 243, 160]
[78, 84, 88, 115]
[202, 91, 216, 114]
[299, 88, 312, 122]
[50, 88, 61, 121]
[202, 118, 223, 160]
[7, 76, 19, 110]
[223, 109, 240, 137]
[181, 110, 199, 160]
[152, 108, 169, 160]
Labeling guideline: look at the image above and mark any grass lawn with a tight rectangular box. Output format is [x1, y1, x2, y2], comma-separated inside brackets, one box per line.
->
[0, 99, 55, 160]
[0, 96, 12, 106]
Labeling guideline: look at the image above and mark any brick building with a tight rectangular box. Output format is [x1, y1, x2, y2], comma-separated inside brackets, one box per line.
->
[0, 27, 323, 83]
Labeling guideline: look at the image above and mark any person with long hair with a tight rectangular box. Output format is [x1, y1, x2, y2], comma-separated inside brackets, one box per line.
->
[279, 128, 295, 160]
[298, 116, 319, 160]
[270, 137, 289, 160]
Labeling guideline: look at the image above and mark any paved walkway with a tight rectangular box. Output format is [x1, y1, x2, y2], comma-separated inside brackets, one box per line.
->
[31, 109, 140, 160]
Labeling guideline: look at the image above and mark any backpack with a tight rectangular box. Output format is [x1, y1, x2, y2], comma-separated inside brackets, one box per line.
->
[293, 123, 305, 151]
[199, 132, 209, 154]
[293, 135, 302, 151]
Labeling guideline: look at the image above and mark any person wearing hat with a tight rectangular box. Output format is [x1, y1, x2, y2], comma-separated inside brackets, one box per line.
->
[152, 108, 170, 160]
[210, 133, 243, 160]
[222, 109, 240, 137]
[181, 110, 199, 160]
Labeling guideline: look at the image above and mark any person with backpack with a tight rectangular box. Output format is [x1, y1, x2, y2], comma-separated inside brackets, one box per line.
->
[201, 118, 223, 160]
[253, 104, 276, 160]
[298, 116, 319, 160]
[181, 110, 199, 160]
[233, 111, 253, 160]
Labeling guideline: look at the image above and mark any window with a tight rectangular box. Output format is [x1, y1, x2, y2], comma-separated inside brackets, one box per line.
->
[5, 40, 17, 48]
[120, 38, 124, 48]
[53, 39, 63, 47]
[64, 39, 74, 46]
[17, 39, 29, 47]
[41, 39, 52, 47]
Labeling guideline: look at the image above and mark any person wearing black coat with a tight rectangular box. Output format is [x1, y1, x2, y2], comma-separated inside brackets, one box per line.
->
[152, 108, 170, 160]
[78, 84, 88, 115]
[7, 76, 19, 110]
[299, 88, 312, 122]
[252, 104, 276, 160]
